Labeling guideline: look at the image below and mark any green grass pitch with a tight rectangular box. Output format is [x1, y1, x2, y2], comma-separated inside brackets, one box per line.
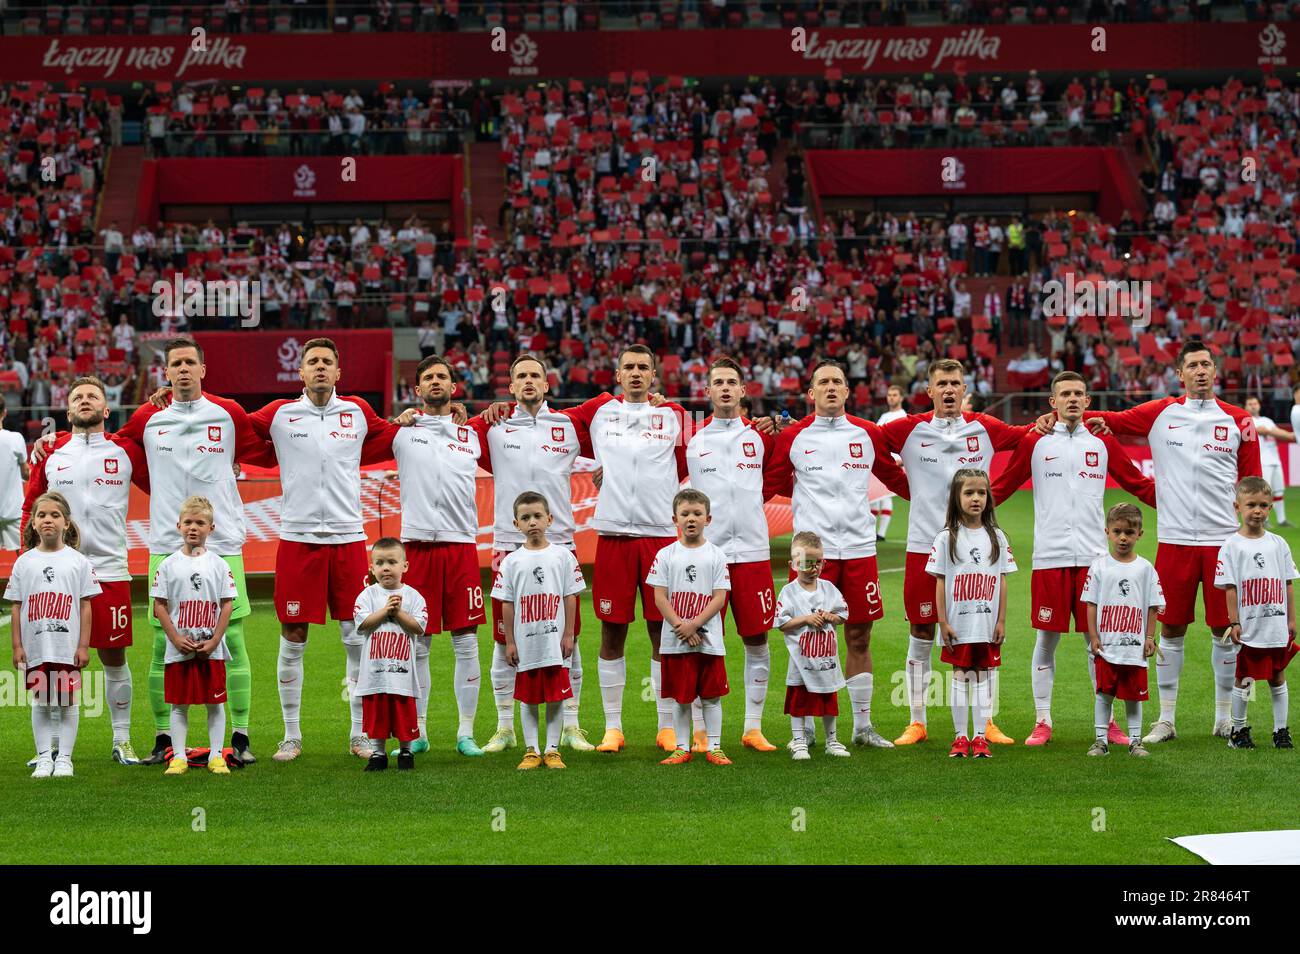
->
[3, 489, 1296, 864]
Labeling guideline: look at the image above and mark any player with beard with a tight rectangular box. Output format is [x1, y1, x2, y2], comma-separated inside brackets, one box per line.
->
[22, 376, 148, 765]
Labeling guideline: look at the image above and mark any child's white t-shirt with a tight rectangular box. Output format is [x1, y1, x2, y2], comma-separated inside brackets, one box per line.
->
[1080, 553, 1164, 666]
[352, 582, 428, 697]
[1214, 532, 1298, 649]
[149, 549, 238, 663]
[926, 525, 1017, 645]
[775, 577, 849, 693]
[491, 543, 587, 672]
[645, 540, 731, 656]
[4, 546, 101, 667]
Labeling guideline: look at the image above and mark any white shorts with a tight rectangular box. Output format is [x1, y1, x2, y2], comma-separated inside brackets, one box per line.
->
[0, 518, 19, 550]
[1263, 461, 1285, 498]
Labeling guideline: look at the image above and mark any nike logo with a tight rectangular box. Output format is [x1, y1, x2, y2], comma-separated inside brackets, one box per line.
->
[214, 691, 226, 700]
[921, 442, 935, 448]
[114, 701, 128, 708]
[279, 678, 295, 684]
[288, 417, 303, 423]
[562, 688, 572, 696]
[467, 675, 479, 683]
[698, 451, 712, 457]
[57, 465, 70, 471]
[803, 449, 816, 455]
[109, 634, 123, 642]
[1036, 665, 1049, 671]
[1167, 424, 1185, 429]
[504, 427, 519, 433]
[157, 430, 170, 436]
[1044, 456, 1058, 462]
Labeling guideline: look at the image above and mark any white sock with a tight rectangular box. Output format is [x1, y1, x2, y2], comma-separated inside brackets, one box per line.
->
[650, 658, 673, 731]
[103, 663, 133, 743]
[804, 715, 816, 745]
[451, 633, 480, 738]
[1212, 639, 1238, 722]
[972, 671, 991, 738]
[1232, 684, 1250, 730]
[823, 714, 838, 744]
[598, 656, 625, 731]
[207, 703, 226, 754]
[790, 714, 804, 744]
[31, 702, 54, 758]
[1155, 635, 1184, 726]
[742, 641, 770, 732]
[691, 697, 704, 733]
[1083, 632, 1098, 690]
[172, 704, 189, 757]
[565, 640, 583, 727]
[846, 671, 873, 734]
[1095, 693, 1113, 741]
[1126, 700, 1142, 740]
[951, 670, 970, 737]
[544, 701, 562, 752]
[877, 507, 892, 537]
[907, 636, 933, 725]
[491, 641, 515, 732]
[701, 696, 722, 750]
[344, 642, 364, 738]
[673, 701, 692, 750]
[48, 705, 61, 752]
[1272, 683, 1289, 732]
[278, 636, 306, 741]
[415, 635, 431, 738]
[1031, 630, 1060, 725]
[521, 702, 540, 750]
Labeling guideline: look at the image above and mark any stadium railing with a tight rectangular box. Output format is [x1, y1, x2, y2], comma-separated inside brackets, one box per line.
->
[145, 125, 466, 159]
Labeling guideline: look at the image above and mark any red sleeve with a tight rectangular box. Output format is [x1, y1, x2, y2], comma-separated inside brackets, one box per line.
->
[216, 395, 279, 467]
[561, 392, 615, 430]
[866, 423, 910, 499]
[990, 431, 1038, 504]
[114, 402, 158, 446]
[975, 412, 1035, 451]
[108, 433, 150, 494]
[762, 419, 802, 499]
[1235, 411, 1263, 481]
[669, 403, 690, 481]
[19, 434, 65, 537]
[880, 413, 922, 454]
[1082, 397, 1171, 438]
[467, 415, 494, 475]
[352, 397, 398, 466]
[1100, 434, 1157, 507]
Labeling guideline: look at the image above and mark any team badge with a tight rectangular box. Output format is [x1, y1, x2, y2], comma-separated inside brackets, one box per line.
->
[1038, 606, 1053, 622]
[339, 412, 353, 428]
[104, 459, 118, 474]
[208, 425, 221, 442]
[1214, 425, 1228, 441]
[652, 413, 665, 430]
[849, 442, 863, 459]
[743, 441, 756, 458]
[966, 436, 980, 452]
[599, 599, 613, 615]
[287, 601, 301, 617]
[920, 601, 934, 617]
[1085, 451, 1099, 468]
[552, 426, 565, 442]
[458, 426, 469, 443]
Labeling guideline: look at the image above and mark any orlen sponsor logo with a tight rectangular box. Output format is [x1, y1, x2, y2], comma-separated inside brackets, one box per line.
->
[1202, 443, 1234, 454]
[1076, 470, 1105, 480]
[330, 431, 361, 441]
[195, 445, 226, 454]
[841, 461, 871, 470]
[93, 477, 124, 486]
[956, 456, 985, 465]
[540, 444, 571, 454]
[445, 442, 475, 455]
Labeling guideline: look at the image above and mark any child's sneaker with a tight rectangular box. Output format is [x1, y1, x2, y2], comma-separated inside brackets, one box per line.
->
[396, 751, 415, 770]
[31, 756, 54, 779]
[542, 751, 566, 769]
[1274, 727, 1294, 749]
[824, 740, 851, 757]
[970, 736, 992, 758]
[208, 754, 230, 775]
[1128, 740, 1150, 758]
[163, 757, 188, 776]
[790, 740, 811, 761]
[705, 749, 732, 766]
[52, 756, 74, 778]
[1087, 740, 1109, 756]
[659, 748, 692, 765]
[1228, 726, 1256, 750]
[517, 747, 543, 770]
[364, 753, 388, 772]
[948, 735, 971, 758]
